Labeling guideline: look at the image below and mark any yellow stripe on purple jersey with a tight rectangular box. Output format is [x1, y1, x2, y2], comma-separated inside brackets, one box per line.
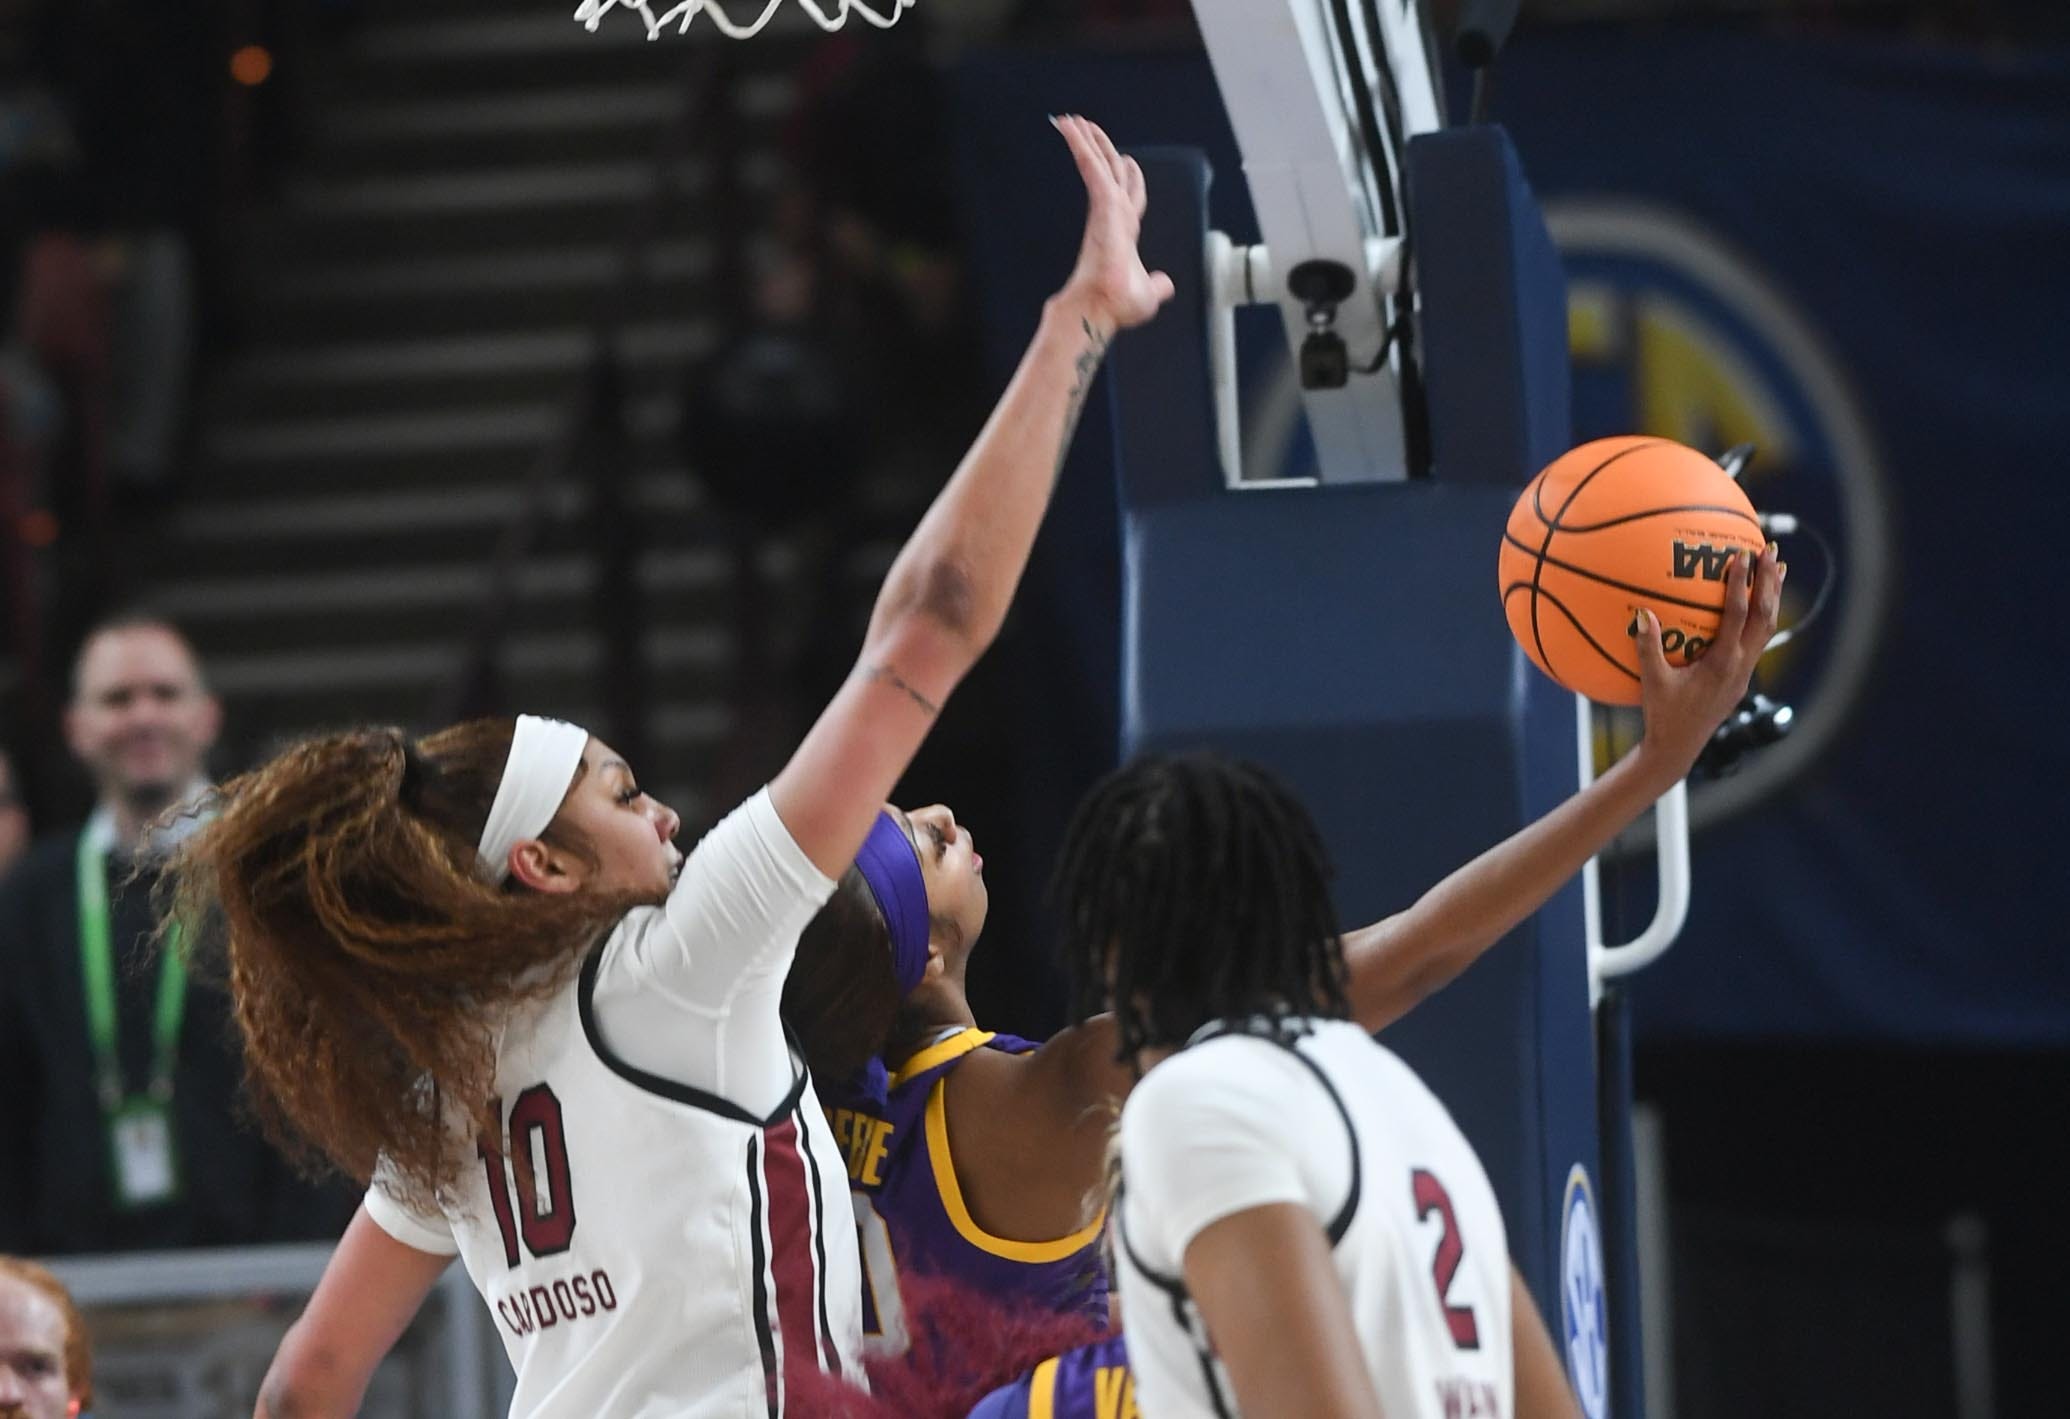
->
[966, 1335, 1135, 1419]
[821, 1027, 1111, 1356]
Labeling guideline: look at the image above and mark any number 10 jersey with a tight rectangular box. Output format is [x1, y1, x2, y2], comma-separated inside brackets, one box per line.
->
[366, 932, 866, 1418]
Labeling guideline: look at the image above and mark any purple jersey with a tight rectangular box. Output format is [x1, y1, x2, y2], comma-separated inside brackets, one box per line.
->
[967, 1335, 1136, 1419]
[823, 1028, 1110, 1355]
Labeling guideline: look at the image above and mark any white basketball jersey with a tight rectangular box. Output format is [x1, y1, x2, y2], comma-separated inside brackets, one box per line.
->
[1115, 1019, 1513, 1419]
[368, 935, 865, 1418]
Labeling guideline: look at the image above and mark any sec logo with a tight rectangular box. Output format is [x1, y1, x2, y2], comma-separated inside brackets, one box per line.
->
[1547, 199, 1893, 832]
[1560, 1165, 1609, 1419]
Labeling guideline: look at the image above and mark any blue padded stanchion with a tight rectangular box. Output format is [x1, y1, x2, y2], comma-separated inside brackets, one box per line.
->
[1110, 132, 1611, 1398]
[1598, 985, 1646, 1419]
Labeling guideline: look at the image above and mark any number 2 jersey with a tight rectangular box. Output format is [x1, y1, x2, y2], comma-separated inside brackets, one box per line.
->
[1114, 1018, 1514, 1419]
[364, 790, 867, 1418]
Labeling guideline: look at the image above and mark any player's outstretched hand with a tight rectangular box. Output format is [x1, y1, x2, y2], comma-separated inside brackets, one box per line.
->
[1633, 543, 1785, 771]
[1052, 114, 1175, 335]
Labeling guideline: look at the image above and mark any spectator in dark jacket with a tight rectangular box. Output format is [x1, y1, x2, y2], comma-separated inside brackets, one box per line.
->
[0, 614, 353, 1255]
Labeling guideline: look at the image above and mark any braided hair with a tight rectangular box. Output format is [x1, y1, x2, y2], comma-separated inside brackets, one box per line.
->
[1051, 750, 1351, 1065]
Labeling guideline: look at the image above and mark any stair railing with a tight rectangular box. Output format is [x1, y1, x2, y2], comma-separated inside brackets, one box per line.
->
[433, 42, 735, 766]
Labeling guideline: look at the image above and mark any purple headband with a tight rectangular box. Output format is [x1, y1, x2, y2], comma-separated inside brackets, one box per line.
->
[855, 811, 931, 997]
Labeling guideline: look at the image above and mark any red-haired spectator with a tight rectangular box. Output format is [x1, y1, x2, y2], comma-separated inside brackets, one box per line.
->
[0, 1255, 90, 1419]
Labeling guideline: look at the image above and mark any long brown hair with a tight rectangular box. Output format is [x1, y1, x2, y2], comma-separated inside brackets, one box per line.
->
[163, 719, 647, 1214]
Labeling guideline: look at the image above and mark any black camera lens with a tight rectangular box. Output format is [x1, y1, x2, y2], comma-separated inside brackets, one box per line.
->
[1301, 332, 1350, 390]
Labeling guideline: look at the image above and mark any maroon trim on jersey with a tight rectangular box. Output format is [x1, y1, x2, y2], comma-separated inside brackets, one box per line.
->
[577, 944, 811, 1126]
[745, 1136, 781, 1418]
[794, 1102, 844, 1376]
[761, 1116, 830, 1399]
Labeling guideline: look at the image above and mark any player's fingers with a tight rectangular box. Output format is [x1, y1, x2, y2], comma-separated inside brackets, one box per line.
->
[1052, 115, 1113, 200]
[1712, 549, 1751, 655]
[1633, 607, 1671, 694]
[1148, 270, 1176, 306]
[1741, 544, 1783, 656]
[1124, 156, 1148, 217]
[1085, 118, 1130, 190]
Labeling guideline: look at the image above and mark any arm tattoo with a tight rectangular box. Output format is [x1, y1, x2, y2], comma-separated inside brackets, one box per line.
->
[859, 661, 942, 717]
[1055, 317, 1112, 477]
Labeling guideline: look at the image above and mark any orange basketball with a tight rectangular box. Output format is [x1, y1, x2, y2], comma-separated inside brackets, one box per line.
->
[1498, 436, 1764, 706]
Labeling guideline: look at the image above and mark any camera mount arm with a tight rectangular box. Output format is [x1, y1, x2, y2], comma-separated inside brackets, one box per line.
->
[1204, 234, 1406, 487]
[1191, 0, 1442, 485]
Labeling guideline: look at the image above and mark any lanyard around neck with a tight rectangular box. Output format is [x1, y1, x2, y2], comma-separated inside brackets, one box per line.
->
[76, 830, 185, 1110]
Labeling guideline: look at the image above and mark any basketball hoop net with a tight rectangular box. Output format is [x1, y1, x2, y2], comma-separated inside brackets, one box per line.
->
[573, 0, 915, 40]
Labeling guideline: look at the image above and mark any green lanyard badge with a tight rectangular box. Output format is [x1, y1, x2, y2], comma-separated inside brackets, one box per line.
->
[76, 830, 186, 1208]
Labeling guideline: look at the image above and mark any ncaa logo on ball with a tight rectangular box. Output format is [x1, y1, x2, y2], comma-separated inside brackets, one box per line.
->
[1560, 1165, 1609, 1419]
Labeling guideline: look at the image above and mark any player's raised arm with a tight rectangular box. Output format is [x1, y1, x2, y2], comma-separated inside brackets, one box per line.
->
[771, 115, 1172, 878]
[1023, 547, 1781, 1117]
[1340, 544, 1784, 1029]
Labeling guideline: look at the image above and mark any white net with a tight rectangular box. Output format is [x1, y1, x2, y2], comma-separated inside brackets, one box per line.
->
[573, 0, 916, 40]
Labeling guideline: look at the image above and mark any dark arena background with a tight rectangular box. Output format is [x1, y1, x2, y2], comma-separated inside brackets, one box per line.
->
[1, 0, 2065, 1415]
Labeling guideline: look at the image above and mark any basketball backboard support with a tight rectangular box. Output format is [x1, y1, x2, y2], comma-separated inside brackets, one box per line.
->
[1190, 0, 1445, 484]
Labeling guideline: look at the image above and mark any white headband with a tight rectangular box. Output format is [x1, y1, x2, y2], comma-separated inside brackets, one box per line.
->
[475, 715, 591, 885]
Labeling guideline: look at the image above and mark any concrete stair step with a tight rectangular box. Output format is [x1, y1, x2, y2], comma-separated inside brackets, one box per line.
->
[212, 636, 737, 807]
[210, 363, 675, 424]
[191, 440, 696, 500]
[237, 240, 716, 345]
[317, 13, 778, 100]
[212, 323, 711, 420]
[247, 155, 768, 263]
[200, 632, 731, 730]
[306, 74, 793, 178]
[149, 546, 732, 653]
[209, 638, 730, 722]
[310, 119, 674, 182]
[142, 471, 711, 578]
[196, 393, 677, 480]
[346, 9, 837, 60]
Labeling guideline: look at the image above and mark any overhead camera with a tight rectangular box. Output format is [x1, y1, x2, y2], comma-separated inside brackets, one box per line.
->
[1288, 259, 1357, 391]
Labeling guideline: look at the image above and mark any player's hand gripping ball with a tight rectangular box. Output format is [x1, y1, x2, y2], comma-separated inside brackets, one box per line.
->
[1498, 437, 1765, 706]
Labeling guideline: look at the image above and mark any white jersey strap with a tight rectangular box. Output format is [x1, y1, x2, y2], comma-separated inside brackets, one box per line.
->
[1169, 1020, 1364, 1241]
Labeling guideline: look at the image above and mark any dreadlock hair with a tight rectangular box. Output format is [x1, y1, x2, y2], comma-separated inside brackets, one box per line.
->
[159, 719, 653, 1215]
[1051, 750, 1351, 1065]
